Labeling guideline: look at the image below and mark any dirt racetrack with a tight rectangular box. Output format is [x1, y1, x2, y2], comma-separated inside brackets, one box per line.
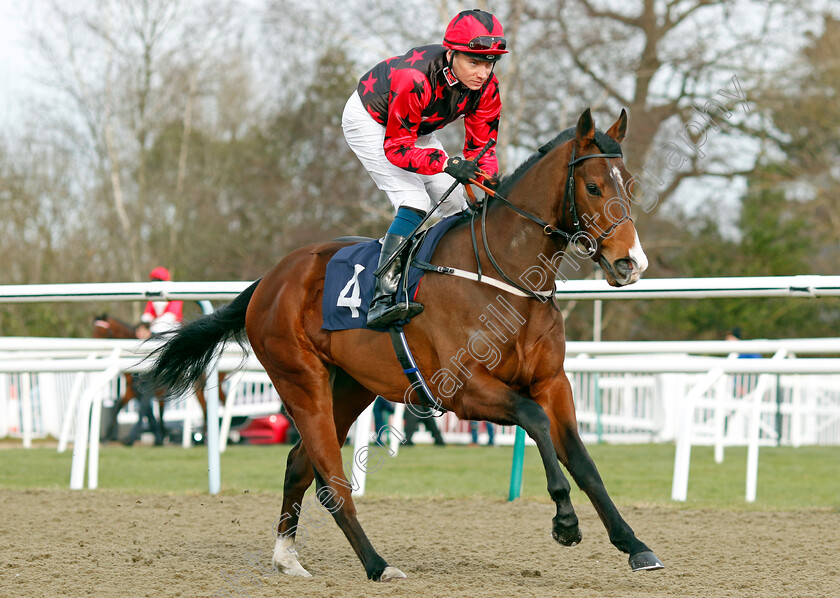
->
[1, 488, 838, 598]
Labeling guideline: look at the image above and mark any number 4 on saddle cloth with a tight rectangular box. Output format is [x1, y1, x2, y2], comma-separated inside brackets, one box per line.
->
[322, 214, 463, 331]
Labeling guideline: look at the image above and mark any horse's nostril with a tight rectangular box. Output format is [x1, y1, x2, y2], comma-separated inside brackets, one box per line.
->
[614, 258, 636, 276]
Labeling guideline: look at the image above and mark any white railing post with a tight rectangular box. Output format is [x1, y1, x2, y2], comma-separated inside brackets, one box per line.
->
[219, 371, 244, 453]
[198, 300, 221, 495]
[70, 349, 122, 490]
[58, 358, 95, 453]
[745, 349, 787, 503]
[671, 356, 737, 501]
[351, 403, 375, 497]
[0, 373, 8, 438]
[790, 377, 803, 448]
[39, 373, 61, 439]
[70, 388, 92, 490]
[714, 352, 740, 464]
[181, 392, 194, 448]
[20, 373, 33, 449]
[86, 350, 123, 491]
[87, 385, 104, 490]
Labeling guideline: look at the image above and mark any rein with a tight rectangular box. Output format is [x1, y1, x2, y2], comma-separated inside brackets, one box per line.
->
[464, 145, 624, 307]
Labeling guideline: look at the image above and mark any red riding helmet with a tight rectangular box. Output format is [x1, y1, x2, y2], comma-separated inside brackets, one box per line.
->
[442, 9, 508, 62]
[149, 266, 171, 281]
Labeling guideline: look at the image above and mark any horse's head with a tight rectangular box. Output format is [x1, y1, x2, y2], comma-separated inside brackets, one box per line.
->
[92, 314, 138, 339]
[563, 108, 648, 286]
[93, 314, 112, 338]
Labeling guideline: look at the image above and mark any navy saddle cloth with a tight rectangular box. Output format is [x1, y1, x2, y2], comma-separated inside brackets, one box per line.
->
[322, 214, 463, 331]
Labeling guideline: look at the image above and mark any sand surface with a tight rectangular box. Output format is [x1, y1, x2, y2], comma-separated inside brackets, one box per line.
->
[1, 489, 838, 597]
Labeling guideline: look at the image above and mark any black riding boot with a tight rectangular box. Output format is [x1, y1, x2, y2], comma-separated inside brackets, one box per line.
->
[366, 233, 424, 328]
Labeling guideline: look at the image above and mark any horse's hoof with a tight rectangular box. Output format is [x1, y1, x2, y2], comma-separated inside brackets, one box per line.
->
[272, 537, 313, 578]
[629, 550, 664, 572]
[276, 561, 313, 577]
[379, 566, 407, 582]
[552, 526, 582, 546]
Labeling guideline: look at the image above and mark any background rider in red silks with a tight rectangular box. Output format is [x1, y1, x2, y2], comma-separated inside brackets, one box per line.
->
[141, 266, 184, 334]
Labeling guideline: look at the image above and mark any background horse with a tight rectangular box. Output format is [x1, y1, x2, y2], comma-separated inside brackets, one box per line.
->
[148, 108, 663, 580]
[93, 314, 161, 442]
[93, 314, 226, 443]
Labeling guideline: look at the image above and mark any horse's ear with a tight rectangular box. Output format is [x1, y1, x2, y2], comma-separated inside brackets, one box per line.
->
[606, 109, 628, 143]
[576, 108, 595, 146]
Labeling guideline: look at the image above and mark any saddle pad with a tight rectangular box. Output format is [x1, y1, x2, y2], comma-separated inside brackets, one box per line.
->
[322, 213, 464, 331]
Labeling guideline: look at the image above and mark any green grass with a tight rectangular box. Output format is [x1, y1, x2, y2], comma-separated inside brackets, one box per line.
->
[1, 442, 838, 510]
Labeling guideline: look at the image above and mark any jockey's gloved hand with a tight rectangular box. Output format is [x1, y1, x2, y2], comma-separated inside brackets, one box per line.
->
[484, 176, 500, 191]
[444, 156, 479, 185]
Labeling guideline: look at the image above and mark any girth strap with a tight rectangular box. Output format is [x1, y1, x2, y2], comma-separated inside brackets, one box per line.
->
[387, 326, 447, 415]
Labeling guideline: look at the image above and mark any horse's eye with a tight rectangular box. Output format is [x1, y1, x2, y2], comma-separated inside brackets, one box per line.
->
[586, 183, 601, 196]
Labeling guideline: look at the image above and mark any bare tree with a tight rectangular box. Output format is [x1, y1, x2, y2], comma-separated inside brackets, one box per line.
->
[29, 0, 250, 285]
[517, 0, 824, 211]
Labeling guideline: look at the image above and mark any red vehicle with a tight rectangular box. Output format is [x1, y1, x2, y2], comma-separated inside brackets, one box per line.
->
[238, 413, 291, 444]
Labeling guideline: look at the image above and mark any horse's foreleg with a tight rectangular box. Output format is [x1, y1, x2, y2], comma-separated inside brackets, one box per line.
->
[102, 396, 124, 442]
[509, 395, 583, 546]
[156, 393, 168, 442]
[542, 377, 664, 571]
[465, 382, 582, 546]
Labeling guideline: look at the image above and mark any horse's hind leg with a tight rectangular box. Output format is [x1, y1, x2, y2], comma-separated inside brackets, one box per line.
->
[541, 376, 664, 571]
[275, 369, 373, 576]
[273, 440, 316, 577]
[269, 364, 401, 581]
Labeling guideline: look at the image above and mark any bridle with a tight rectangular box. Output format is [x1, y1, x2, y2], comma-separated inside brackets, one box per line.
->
[560, 145, 629, 259]
[466, 143, 628, 307]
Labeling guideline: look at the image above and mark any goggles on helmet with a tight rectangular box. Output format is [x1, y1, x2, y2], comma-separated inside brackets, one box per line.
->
[467, 36, 506, 51]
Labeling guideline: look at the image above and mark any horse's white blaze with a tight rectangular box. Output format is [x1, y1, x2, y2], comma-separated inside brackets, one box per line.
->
[272, 537, 313, 577]
[629, 231, 648, 274]
[607, 163, 647, 281]
[610, 165, 625, 192]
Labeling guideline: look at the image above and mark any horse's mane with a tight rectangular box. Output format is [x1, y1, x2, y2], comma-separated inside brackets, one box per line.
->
[497, 127, 622, 197]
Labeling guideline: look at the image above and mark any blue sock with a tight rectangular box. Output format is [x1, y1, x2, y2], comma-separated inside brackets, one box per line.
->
[386, 206, 424, 238]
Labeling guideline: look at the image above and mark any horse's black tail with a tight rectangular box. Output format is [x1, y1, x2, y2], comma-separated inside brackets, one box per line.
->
[146, 279, 262, 400]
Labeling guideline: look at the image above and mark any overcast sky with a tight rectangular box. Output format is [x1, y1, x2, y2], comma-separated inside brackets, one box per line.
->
[0, 2, 29, 130]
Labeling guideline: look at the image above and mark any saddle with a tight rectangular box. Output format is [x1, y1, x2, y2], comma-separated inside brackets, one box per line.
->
[322, 216, 465, 414]
[322, 214, 463, 332]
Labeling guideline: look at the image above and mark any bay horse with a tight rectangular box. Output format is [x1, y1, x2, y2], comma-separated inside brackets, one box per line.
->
[93, 314, 226, 443]
[147, 108, 663, 580]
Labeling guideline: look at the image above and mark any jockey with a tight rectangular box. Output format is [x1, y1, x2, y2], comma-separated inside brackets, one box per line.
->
[141, 266, 184, 334]
[342, 8, 507, 328]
